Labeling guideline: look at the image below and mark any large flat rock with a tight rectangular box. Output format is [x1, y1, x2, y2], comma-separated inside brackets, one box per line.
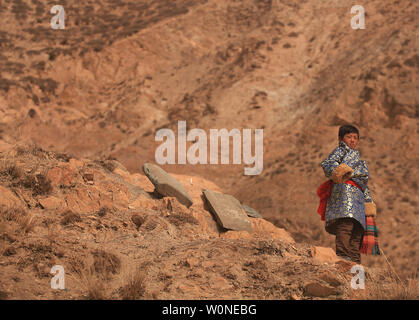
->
[142, 163, 193, 207]
[202, 189, 252, 232]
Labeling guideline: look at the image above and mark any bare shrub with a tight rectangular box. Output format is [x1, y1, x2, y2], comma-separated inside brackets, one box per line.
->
[68, 254, 86, 278]
[61, 211, 82, 225]
[91, 249, 121, 279]
[120, 269, 147, 300]
[20, 173, 52, 196]
[2, 207, 27, 222]
[1, 207, 36, 234]
[0, 162, 22, 180]
[96, 207, 109, 217]
[68, 254, 109, 300]
[86, 279, 106, 300]
[76, 264, 107, 300]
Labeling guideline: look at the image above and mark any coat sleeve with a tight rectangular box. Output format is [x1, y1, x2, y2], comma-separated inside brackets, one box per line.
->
[352, 160, 377, 216]
[364, 190, 376, 216]
[321, 146, 353, 184]
[363, 186, 373, 203]
[352, 160, 373, 203]
[359, 162, 376, 216]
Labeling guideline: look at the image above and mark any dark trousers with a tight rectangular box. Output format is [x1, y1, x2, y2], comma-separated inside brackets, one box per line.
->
[331, 218, 365, 264]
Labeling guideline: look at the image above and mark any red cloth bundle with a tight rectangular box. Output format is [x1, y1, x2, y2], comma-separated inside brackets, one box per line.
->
[316, 180, 333, 221]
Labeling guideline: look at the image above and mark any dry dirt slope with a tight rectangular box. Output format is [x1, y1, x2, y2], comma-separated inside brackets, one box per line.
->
[0, 0, 418, 281]
[0, 145, 416, 300]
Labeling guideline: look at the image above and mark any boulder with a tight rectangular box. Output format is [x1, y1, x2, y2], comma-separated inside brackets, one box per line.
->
[142, 163, 193, 207]
[38, 196, 66, 211]
[0, 186, 25, 210]
[47, 164, 83, 187]
[202, 189, 252, 232]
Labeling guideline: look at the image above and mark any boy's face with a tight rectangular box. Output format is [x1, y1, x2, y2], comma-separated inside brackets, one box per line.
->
[339, 133, 359, 149]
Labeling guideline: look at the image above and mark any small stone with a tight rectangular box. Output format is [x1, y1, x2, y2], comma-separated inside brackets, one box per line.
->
[186, 258, 199, 268]
[241, 204, 262, 218]
[290, 294, 300, 300]
[311, 246, 341, 264]
[55, 248, 65, 258]
[212, 277, 232, 290]
[334, 259, 357, 273]
[319, 271, 342, 287]
[84, 173, 94, 182]
[304, 282, 338, 297]
[131, 214, 146, 228]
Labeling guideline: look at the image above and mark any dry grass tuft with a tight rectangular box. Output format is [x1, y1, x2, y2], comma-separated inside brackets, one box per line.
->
[20, 172, 52, 196]
[0, 207, 36, 234]
[368, 276, 418, 300]
[86, 278, 107, 300]
[61, 211, 82, 225]
[96, 207, 109, 217]
[2, 207, 27, 222]
[166, 212, 199, 227]
[80, 265, 107, 300]
[354, 269, 419, 300]
[68, 254, 86, 278]
[0, 161, 22, 180]
[68, 254, 107, 300]
[91, 249, 121, 280]
[120, 268, 147, 300]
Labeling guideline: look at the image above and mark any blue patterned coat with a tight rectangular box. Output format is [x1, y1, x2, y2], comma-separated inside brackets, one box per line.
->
[321, 141, 373, 233]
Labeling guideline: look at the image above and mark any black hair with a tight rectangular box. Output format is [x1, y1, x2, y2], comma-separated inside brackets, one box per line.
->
[338, 125, 359, 139]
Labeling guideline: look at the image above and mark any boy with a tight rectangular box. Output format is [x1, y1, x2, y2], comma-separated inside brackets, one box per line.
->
[320, 125, 376, 264]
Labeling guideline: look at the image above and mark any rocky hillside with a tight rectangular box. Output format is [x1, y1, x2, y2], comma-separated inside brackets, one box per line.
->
[0, 145, 415, 300]
[0, 0, 417, 293]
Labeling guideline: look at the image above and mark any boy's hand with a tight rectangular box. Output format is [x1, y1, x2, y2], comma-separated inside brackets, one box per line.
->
[365, 202, 377, 217]
[331, 163, 353, 184]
